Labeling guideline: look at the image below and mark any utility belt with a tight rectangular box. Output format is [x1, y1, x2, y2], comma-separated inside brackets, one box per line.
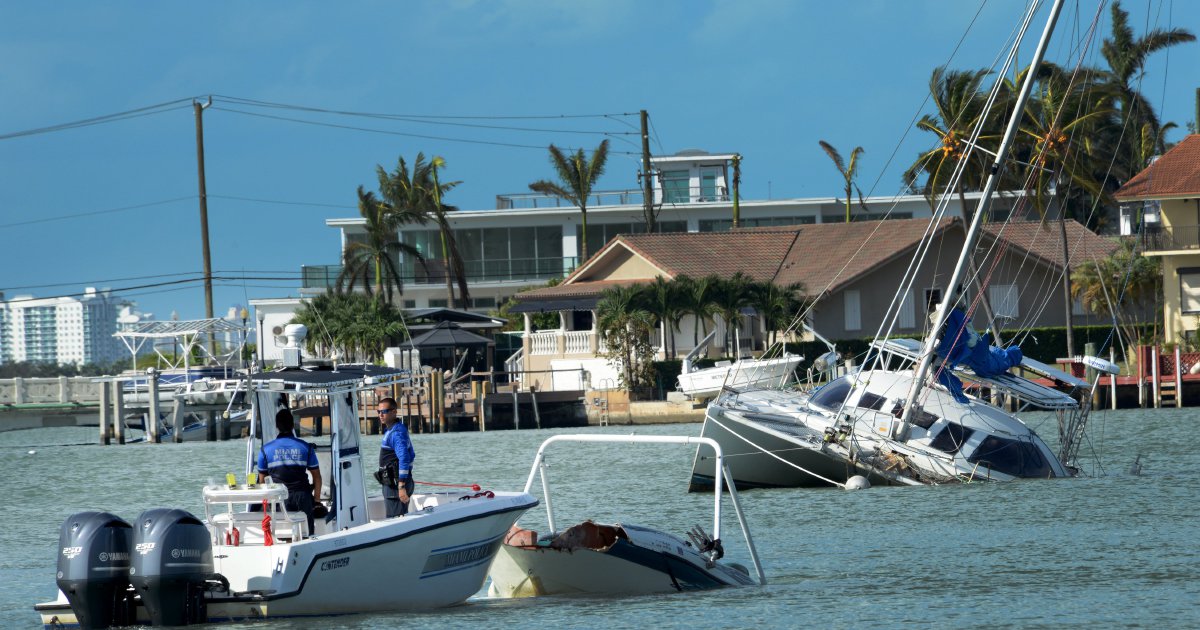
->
[374, 463, 399, 489]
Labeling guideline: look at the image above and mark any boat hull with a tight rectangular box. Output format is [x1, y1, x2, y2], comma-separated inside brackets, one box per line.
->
[487, 523, 754, 598]
[37, 491, 537, 627]
[677, 355, 802, 401]
[689, 403, 906, 490]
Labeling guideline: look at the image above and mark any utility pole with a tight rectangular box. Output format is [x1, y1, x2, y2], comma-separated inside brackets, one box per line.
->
[640, 109, 655, 233]
[194, 98, 215, 353]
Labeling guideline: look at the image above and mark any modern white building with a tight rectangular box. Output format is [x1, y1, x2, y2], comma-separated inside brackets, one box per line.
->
[1, 287, 130, 365]
[302, 150, 1027, 310]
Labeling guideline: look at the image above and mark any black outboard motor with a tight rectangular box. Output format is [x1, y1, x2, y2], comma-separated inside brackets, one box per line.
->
[129, 508, 214, 626]
[56, 511, 134, 629]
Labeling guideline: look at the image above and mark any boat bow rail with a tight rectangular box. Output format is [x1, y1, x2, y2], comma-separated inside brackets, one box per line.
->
[523, 434, 765, 586]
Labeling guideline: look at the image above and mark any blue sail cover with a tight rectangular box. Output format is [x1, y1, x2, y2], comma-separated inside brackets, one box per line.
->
[934, 307, 1023, 403]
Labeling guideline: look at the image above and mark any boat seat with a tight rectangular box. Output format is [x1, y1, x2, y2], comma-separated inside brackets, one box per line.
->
[210, 509, 307, 544]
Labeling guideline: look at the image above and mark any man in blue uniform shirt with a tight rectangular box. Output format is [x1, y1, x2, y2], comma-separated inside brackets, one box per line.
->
[377, 397, 415, 517]
[257, 409, 322, 533]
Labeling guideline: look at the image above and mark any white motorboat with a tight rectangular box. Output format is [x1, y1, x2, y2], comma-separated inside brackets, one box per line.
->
[37, 363, 537, 627]
[676, 353, 803, 402]
[488, 434, 765, 598]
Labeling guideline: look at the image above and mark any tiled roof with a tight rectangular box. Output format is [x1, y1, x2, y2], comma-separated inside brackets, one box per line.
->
[1114, 134, 1200, 200]
[517, 279, 643, 300]
[616, 230, 799, 282]
[980, 220, 1119, 269]
[772, 217, 956, 295]
[515, 216, 1115, 305]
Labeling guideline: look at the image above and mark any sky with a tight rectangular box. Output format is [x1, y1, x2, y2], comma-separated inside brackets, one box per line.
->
[1, 0, 1196, 322]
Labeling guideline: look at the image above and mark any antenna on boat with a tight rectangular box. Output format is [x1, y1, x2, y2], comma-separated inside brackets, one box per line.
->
[896, 0, 1067, 439]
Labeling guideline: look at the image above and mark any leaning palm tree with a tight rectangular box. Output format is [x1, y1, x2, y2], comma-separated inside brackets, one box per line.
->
[818, 140, 866, 223]
[902, 66, 1006, 221]
[529, 140, 610, 262]
[337, 187, 423, 304]
[376, 154, 470, 309]
[1101, 0, 1194, 180]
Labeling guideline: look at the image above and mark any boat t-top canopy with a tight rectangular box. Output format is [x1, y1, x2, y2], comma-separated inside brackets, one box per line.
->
[115, 318, 248, 372]
[246, 364, 412, 395]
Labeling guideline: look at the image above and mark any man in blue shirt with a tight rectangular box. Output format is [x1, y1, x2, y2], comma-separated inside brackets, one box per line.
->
[377, 397, 415, 517]
[257, 409, 322, 533]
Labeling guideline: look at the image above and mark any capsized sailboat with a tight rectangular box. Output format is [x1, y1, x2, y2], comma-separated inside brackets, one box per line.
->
[690, 0, 1118, 491]
[489, 434, 765, 598]
[37, 355, 537, 627]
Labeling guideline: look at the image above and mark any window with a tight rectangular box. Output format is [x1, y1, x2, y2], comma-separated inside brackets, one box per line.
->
[662, 170, 690, 203]
[700, 168, 719, 200]
[924, 288, 943, 314]
[844, 289, 861, 331]
[856, 390, 888, 411]
[1180, 268, 1200, 314]
[967, 435, 1053, 478]
[929, 422, 973, 454]
[809, 377, 852, 409]
[988, 284, 1019, 319]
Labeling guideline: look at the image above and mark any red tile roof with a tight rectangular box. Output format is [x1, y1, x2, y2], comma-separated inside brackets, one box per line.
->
[1114, 134, 1200, 200]
[981, 220, 1119, 269]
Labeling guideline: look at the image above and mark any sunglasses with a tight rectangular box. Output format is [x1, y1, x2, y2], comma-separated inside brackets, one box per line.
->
[378, 408, 395, 414]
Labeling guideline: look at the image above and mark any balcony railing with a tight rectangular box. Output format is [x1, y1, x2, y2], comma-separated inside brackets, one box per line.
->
[301, 256, 579, 290]
[1141, 225, 1200, 252]
[496, 189, 644, 210]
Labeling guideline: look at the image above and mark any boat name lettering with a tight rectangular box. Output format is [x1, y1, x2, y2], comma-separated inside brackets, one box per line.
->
[62, 547, 82, 560]
[320, 556, 350, 571]
[136, 542, 156, 555]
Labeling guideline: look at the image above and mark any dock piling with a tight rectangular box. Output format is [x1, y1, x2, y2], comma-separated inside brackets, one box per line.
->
[111, 381, 125, 445]
[147, 374, 161, 443]
[99, 383, 111, 445]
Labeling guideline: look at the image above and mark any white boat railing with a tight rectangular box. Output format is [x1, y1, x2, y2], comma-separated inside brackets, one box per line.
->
[522, 433, 766, 586]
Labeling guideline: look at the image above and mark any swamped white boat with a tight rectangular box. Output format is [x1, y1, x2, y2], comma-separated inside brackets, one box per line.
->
[488, 434, 765, 598]
[676, 354, 803, 402]
[36, 362, 537, 627]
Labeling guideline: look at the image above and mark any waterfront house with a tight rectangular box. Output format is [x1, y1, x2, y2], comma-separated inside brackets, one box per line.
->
[506, 217, 1120, 390]
[1114, 135, 1200, 345]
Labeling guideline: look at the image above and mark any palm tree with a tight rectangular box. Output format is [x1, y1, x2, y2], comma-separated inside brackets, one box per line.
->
[710, 272, 754, 357]
[529, 140, 610, 262]
[1101, 1, 1194, 180]
[730, 154, 742, 228]
[376, 154, 470, 309]
[596, 284, 655, 391]
[818, 141, 866, 222]
[675, 274, 719, 349]
[337, 187, 423, 303]
[750, 280, 807, 347]
[1071, 238, 1162, 358]
[903, 66, 1005, 222]
[292, 291, 408, 362]
[644, 276, 684, 359]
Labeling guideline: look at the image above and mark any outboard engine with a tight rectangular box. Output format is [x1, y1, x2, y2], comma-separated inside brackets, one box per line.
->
[56, 511, 134, 629]
[129, 508, 214, 626]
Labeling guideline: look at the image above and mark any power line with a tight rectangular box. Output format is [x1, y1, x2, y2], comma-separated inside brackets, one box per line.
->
[0, 99, 193, 141]
[1, 275, 304, 303]
[0, 269, 302, 293]
[210, 105, 643, 155]
[214, 95, 636, 121]
[0, 196, 196, 229]
[208, 194, 353, 210]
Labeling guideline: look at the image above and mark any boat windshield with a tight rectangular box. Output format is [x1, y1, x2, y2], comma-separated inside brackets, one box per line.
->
[929, 422, 973, 454]
[809, 377, 852, 410]
[967, 435, 1053, 478]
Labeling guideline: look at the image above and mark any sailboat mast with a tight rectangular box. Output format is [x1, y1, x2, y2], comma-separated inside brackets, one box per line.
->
[896, 0, 1066, 435]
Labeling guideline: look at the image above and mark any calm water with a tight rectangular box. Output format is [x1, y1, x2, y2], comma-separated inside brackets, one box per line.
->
[3, 408, 1197, 628]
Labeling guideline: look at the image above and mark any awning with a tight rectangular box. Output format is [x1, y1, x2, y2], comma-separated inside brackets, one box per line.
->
[399, 321, 493, 349]
[507, 296, 601, 314]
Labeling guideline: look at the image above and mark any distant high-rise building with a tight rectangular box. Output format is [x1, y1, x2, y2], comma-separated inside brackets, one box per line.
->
[1, 288, 130, 365]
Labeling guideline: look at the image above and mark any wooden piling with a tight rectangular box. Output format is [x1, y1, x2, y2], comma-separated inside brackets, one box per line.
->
[99, 383, 111, 445]
[147, 375, 161, 443]
[171, 396, 184, 443]
[111, 380, 125, 445]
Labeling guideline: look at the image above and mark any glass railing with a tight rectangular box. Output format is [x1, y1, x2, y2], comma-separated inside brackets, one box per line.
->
[301, 256, 579, 289]
[1142, 225, 1200, 252]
